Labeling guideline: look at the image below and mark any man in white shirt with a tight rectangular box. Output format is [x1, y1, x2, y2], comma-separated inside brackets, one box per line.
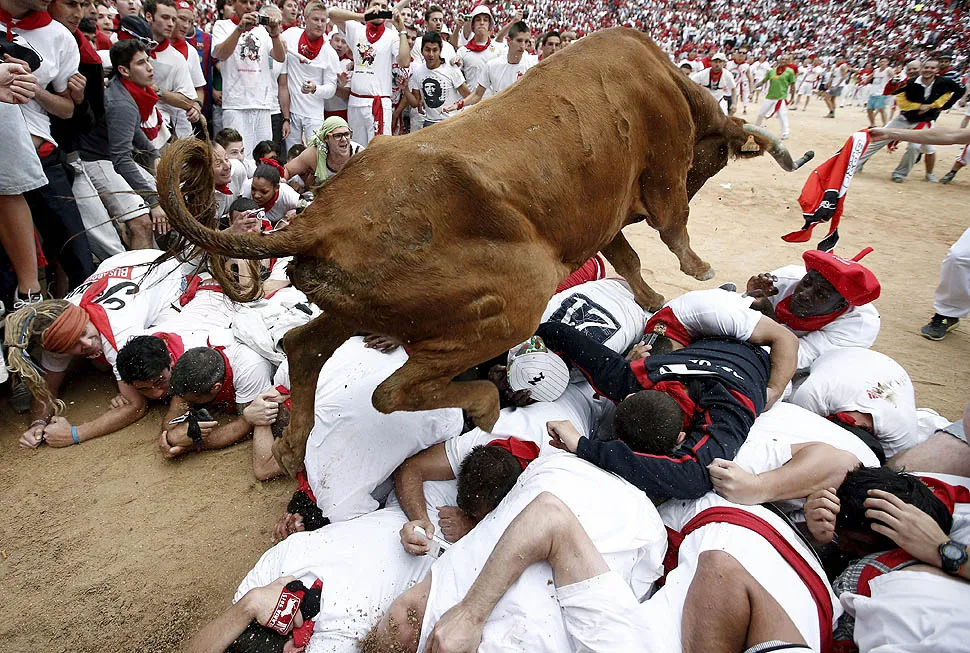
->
[409, 4, 455, 64]
[866, 56, 894, 127]
[442, 21, 534, 111]
[454, 4, 506, 93]
[144, 0, 202, 138]
[690, 52, 736, 115]
[328, 0, 409, 145]
[211, 141, 248, 220]
[211, 0, 286, 164]
[280, 0, 338, 150]
[794, 55, 823, 112]
[405, 32, 471, 127]
[725, 48, 752, 114]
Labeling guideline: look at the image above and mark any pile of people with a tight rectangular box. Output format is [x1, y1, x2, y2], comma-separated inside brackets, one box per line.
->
[3, 0, 970, 651]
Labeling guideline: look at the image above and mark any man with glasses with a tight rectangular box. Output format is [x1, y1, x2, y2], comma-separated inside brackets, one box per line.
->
[284, 116, 362, 186]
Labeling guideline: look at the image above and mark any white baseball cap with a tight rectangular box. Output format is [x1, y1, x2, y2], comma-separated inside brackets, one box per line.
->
[507, 336, 570, 402]
[470, 4, 492, 20]
[711, 52, 727, 61]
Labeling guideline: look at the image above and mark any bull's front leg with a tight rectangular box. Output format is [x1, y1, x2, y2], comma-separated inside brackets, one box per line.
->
[601, 231, 666, 311]
[273, 313, 355, 476]
[659, 220, 715, 282]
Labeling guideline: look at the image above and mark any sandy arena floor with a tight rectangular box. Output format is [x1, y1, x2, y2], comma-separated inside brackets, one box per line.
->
[1, 101, 968, 652]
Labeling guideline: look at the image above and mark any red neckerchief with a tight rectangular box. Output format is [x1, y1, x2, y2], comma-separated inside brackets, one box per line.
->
[207, 341, 236, 410]
[297, 29, 324, 59]
[179, 275, 223, 306]
[275, 384, 291, 410]
[644, 306, 692, 347]
[282, 20, 296, 31]
[710, 69, 723, 84]
[120, 78, 163, 140]
[365, 21, 385, 44]
[663, 507, 834, 653]
[464, 37, 491, 53]
[260, 188, 280, 212]
[338, 48, 352, 61]
[215, 183, 232, 195]
[151, 331, 186, 364]
[0, 8, 53, 41]
[230, 14, 241, 25]
[774, 295, 848, 332]
[171, 37, 189, 58]
[95, 28, 112, 50]
[151, 38, 169, 58]
[830, 411, 872, 433]
[75, 28, 102, 65]
[486, 437, 539, 470]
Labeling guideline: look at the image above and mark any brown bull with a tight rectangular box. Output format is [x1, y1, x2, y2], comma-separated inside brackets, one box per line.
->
[157, 28, 810, 475]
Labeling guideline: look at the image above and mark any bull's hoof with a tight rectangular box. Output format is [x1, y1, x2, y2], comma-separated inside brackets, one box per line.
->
[272, 435, 306, 477]
[692, 267, 716, 282]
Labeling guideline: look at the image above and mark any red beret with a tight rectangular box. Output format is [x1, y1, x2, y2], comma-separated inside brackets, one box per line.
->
[802, 247, 880, 306]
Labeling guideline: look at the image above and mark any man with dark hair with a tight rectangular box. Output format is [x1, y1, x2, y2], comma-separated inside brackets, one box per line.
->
[537, 29, 560, 60]
[441, 21, 534, 111]
[409, 4, 455, 64]
[158, 342, 273, 457]
[404, 31, 472, 127]
[455, 445, 524, 521]
[535, 320, 771, 502]
[116, 334, 177, 399]
[144, 0, 202, 137]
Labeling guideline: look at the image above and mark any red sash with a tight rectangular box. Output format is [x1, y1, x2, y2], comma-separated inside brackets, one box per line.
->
[208, 342, 236, 410]
[350, 91, 389, 135]
[774, 295, 847, 332]
[179, 275, 223, 306]
[664, 506, 834, 653]
[555, 254, 607, 293]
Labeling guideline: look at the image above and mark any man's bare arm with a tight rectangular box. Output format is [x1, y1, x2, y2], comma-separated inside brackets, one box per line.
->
[869, 126, 970, 146]
[393, 443, 455, 523]
[747, 315, 799, 408]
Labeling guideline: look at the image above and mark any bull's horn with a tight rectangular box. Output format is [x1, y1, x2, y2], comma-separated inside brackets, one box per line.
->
[741, 124, 814, 172]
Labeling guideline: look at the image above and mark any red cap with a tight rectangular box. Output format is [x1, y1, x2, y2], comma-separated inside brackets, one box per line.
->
[174, 0, 193, 10]
[802, 247, 880, 306]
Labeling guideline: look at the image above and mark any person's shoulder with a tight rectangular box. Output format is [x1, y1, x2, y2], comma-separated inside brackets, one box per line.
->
[280, 182, 300, 202]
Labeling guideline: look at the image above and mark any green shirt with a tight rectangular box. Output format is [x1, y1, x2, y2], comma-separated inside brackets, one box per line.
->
[765, 68, 796, 100]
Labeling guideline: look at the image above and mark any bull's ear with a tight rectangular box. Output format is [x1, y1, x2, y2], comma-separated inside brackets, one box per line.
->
[727, 117, 766, 158]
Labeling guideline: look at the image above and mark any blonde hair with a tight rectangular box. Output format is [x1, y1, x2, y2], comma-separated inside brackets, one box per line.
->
[304, 0, 326, 15]
[4, 300, 74, 416]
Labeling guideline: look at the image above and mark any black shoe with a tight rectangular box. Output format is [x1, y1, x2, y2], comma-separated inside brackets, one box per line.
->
[941, 170, 957, 184]
[921, 314, 959, 341]
[719, 282, 738, 292]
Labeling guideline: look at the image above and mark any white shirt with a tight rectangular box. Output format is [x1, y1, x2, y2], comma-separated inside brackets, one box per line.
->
[481, 53, 536, 96]
[11, 20, 79, 146]
[183, 41, 207, 89]
[241, 178, 301, 224]
[298, 338, 464, 522]
[214, 158, 249, 220]
[220, 337, 274, 405]
[690, 67, 736, 103]
[281, 27, 340, 118]
[456, 39, 507, 91]
[542, 279, 646, 355]
[726, 60, 750, 86]
[791, 347, 921, 459]
[341, 20, 400, 102]
[408, 61, 465, 124]
[662, 288, 762, 342]
[41, 250, 188, 378]
[152, 43, 197, 129]
[417, 454, 667, 652]
[768, 264, 881, 369]
[211, 19, 280, 110]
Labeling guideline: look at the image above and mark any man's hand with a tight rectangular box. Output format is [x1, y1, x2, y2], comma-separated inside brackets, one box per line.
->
[159, 429, 187, 458]
[868, 127, 891, 142]
[212, 89, 223, 105]
[401, 518, 435, 555]
[442, 101, 460, 113]
[449, 55, 462, 67]
[425, 601, 486, 653]
[437, 505, 476, 543]
[625, 341, 653, 361]
[110, 393, 131, 409]
[266, 16, 283, 38]
[42, 416, 77, 448]
[227, 211, 262, 234]
[186, 104, 202, 123]
[301, 80, 317, 95]
[547, 419, 581, 453]
[162, 419, 218, 453]
[0, 62, 37, 104]
[709, 458, 765, 504]
[337, 70, 350, 87]
[272, 512, 305, 543]
[363, 333, 402, 353]
[805, 488, 840, 544]
[392, 10, 405, 31]
[20, 421, 46, 449]
[865, 489, 949, 566]
[765, 386, 782, 409]
[244, 389, 281, 426]
[150, 205, 170, 235]
[239, 11, 259, 31]
[918, 103, 932, 114]
[67, 72, 86, 104]
[281, 119, 290, 140]
[745, 272, 778, 298]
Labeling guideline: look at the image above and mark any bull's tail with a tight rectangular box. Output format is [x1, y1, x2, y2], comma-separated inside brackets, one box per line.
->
[157, 138, 302, 261]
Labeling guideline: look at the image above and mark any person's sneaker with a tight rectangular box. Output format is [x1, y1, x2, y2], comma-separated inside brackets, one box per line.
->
[12, 290, 43, 311]
[781, 134, 790, 140]
[10, 379, 32, 413]
[925, 173, 939, 183]
[941, 170, 957, 184]
[921, 314, 960, 341]
[719, 282, 738, 292]
[891, 175, 905, 183]
[790, 106, 798, 111]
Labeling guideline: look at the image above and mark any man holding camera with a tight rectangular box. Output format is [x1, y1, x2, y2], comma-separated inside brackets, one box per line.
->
[328, 0, 410, 146]
[212, 0, 286, 164]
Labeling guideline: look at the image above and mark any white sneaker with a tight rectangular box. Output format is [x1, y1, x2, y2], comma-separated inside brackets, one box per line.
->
[781, 134, 790, 140]
[925, 173, 939, 183]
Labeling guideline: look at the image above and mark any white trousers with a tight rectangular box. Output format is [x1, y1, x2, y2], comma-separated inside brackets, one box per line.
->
[935, 226, 970, 318]
[756, 99, 790, 137]
[68, 158, 126, 260]
[286, 112, 325, 152]
[222, 108, 273, 163]
[348, 98, 392, 147]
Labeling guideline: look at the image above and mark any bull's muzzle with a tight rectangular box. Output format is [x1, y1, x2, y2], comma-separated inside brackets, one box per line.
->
[742, 124, 815, 172]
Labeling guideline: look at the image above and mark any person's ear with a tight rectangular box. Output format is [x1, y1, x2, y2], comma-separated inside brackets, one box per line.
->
[118, 64, 131, 79]
[211, 381, 223, 396]
[676, 431, 687, 445]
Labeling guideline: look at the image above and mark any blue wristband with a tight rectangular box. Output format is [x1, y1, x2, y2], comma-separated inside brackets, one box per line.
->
[71, 425, 80, 445]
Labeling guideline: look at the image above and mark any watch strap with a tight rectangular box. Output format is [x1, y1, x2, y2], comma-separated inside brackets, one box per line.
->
[939, 540, 968, 575]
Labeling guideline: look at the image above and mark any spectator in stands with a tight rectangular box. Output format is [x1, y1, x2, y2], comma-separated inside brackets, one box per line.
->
[538, 29, 560, 60]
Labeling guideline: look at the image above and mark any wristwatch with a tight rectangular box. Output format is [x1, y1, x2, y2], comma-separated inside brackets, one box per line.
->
[938, 540, 968, 575]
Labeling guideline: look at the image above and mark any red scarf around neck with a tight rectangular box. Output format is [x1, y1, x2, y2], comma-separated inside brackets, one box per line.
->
[1, 8, 52, 40]
[298, 29, 323, 59]
[773, 295, 848, 332]
[171, 37, 189, 58]
[464, 37, 491, 52]
[259, 188, 280, 212]
[151, 38, 169, 58]
[75, 29, 102, 65]
[120, 78, 162, 140]
[215, 183, 232, 195]
[365, 21, 385, 43]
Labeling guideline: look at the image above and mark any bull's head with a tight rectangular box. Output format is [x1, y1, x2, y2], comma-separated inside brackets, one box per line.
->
[737, 121, 815, 172]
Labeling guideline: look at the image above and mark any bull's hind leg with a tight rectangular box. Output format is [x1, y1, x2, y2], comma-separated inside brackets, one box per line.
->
[602, 231, 665, 311]
[372, 345, 504, 432]
[273, 314, 355, 476]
